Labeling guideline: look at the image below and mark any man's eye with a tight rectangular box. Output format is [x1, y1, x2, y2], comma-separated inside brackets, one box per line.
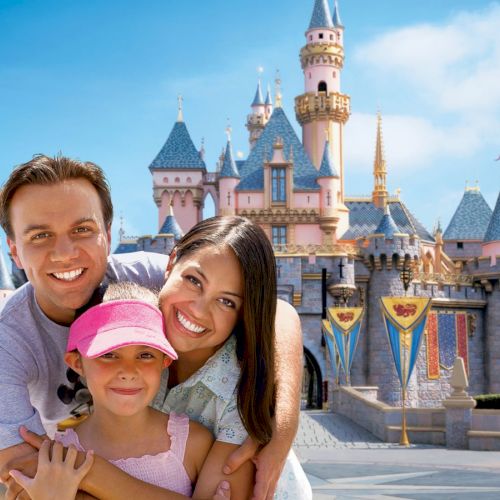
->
[74, 226, 91, 234]
[31, 232, 50, 241]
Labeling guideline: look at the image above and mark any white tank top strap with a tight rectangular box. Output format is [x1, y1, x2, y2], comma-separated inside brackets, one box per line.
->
[167, 412, 190, 462]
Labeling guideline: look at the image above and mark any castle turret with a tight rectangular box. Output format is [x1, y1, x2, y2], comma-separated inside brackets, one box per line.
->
[218, 132, 240, 216]
[295, 0, 350, 186]
[316, 137, 348, 243]
[265, 85, 273, 120]
[246, 80, 269, 149]
[482, 192, 500, 263]
[372, 112, 389, 209]
[149, 96, 207, 234]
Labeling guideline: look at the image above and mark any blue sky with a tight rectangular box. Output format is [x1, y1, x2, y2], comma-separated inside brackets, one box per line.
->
[1, 0, 499, 262]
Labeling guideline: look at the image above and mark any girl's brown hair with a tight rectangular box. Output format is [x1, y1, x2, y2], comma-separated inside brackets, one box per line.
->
[172, 216, 276, 444]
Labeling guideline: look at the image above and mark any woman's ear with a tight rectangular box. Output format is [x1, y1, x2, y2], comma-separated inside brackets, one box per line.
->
[64, 352, 84, 376]
[165, 249, 177, 280]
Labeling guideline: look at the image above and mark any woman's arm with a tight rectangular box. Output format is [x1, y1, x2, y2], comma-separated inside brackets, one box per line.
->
[193, 441, 254, 500]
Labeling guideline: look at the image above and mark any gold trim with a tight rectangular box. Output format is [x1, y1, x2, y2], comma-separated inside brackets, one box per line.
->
[302, 273, 331, 280]
[293, 293, 302, 307]
[431, 298, 486, 309]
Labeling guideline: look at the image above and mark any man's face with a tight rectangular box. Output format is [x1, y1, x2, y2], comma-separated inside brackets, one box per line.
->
[7, 178, 111, 324]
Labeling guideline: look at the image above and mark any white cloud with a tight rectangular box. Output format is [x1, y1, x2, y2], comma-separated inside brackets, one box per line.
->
[348, 3, 500, 173]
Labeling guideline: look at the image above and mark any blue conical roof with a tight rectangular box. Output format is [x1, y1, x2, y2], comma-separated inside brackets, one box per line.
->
[149, 121, 206, 170]
[443, 189, 492, 240]
[265, 85, 273, 106]
[373, 206, 402, 239]
[220, 141, 240, 178]
[251, 81, 265, 107]
[159, 207, 184, 240]
[309, 0, 334, 30]
[484, 193, 500, 242]
[0, 243, 15, 290]
[236, 107, 319, 191]
[318, 140, 339, 177]
[332, 0, 343, 27]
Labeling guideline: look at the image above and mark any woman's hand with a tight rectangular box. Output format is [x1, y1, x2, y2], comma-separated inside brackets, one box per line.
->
[8, 440, 94, 500]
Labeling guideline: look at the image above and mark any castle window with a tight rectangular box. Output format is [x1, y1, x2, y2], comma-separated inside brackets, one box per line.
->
[163, 177, 169, 183]
[272, 226, 287, 246]
[318, 81, 327, 93]
[175, 177, 180, 183]
[248, 196, 251, 204]
[319, 33, 324, 39]
[186, 177, 192, 183]
[330, 34, 333, 40]
[457, 242, 464, 249]
[309, 35, 312, 41]
[272, 167, 286, 202]
[333, 71, 336, 78]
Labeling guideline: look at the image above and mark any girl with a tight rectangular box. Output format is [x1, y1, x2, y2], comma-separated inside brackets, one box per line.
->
[10, 282, 232, 499]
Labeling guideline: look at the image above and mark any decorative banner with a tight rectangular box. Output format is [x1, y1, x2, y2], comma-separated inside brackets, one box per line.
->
[322, 320, 339, 384]
[326, 307, 364, 384]
[425, 311, 470, 379]
[425, 311, 440, 379]
[380, 297, 432, 389]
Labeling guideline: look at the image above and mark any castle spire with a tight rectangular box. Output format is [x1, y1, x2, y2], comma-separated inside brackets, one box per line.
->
[372, 111, 388, 209]
[251, 80, 265, 107]
[332, 0, 343, 28]
[177, 94, 184, 122]
[275, 70, 282, 108]
[309, 0, 334, 30]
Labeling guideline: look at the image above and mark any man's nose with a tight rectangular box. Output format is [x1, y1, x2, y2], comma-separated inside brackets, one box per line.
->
[50, 235, 79, 262]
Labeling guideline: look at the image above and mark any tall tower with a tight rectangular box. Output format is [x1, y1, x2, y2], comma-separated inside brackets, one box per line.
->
[295, 0, 350, 202]
[372, 112, 389, 209]
[246, 80, 270, 150]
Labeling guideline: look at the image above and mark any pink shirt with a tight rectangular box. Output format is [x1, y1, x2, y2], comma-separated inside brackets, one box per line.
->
[55, 412, 192, 495]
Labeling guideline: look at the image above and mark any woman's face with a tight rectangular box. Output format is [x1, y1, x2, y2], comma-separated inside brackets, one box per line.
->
[159, 245, 244, 361]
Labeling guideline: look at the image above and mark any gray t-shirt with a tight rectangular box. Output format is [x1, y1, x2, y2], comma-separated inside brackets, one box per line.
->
[0, 251, 168, 449]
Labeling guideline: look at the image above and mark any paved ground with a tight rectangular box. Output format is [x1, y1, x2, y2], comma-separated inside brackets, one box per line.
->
[294, 411, 500, 499]
[3, 411, 500, 499]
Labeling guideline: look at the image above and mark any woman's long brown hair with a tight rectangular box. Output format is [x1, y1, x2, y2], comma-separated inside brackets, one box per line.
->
[172, 216, 276, 444]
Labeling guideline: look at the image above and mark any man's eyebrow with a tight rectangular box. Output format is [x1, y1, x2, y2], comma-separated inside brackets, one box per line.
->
[74, 217, 99, 225]
[23, 224, 50, 235]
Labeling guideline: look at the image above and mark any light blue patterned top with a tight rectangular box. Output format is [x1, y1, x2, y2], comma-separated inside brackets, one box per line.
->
[152, 335, 312, 499]
[153, 335, 247, 444]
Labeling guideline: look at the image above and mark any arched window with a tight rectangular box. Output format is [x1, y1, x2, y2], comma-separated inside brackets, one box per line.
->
[163, 177, 169, 183]
[318, 81, 327, 93]
[175, 177, 180, 183]
[186, 177, 192, 183]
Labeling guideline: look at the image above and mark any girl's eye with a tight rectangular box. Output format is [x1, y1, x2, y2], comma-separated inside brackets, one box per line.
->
[100, 352, 117, 359]
[219, 298, 236, 308]
[139, 352, 155, 359]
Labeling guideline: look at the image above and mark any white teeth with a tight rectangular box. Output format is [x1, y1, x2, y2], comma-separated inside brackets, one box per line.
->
[53, 268, 84, 281]
[176, 310, 206, 334]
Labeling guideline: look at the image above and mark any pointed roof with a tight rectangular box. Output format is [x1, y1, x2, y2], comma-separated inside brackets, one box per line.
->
[332, 0, 343, 27]
[265, 85, 273, 106]
[0, 243, 15, 291]
[149, 121, 206, 171]
[309, 0, 334, 30]
[251, 81, 265, 107]
[341, 200, 434, 242]
[236, 107, 319, 191]
[219, 141, 240, 178]
[159, 206, 184, 240]
[443, 188, 492, 240]
[373, 206, 403, 239]
[318, 140, 339, 177]
[484, 193, 500, 242]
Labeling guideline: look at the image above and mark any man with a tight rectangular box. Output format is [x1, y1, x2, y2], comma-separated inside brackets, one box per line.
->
[0, 155, 303, 498]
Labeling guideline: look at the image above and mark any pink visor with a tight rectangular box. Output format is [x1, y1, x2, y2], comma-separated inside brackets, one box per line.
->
[67, 299, 177, 363]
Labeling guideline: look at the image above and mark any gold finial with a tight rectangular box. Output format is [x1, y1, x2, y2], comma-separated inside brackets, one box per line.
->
[324, 128, 330, 142]
[275, 69, 282, 108]
[257, 65, 264, 75]
[177, 94, 184, 122]
[119, 212, 125, 242]
[225, 119, 232, 142]
[395, 187, 401, 198]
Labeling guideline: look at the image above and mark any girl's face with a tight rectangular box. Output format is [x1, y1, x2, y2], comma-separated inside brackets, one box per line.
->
[65, 345, 167, 417]
[159, 245, 244, 361]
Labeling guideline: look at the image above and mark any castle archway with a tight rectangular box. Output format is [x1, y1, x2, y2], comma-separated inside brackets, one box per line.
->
[302, 347, 323, 409]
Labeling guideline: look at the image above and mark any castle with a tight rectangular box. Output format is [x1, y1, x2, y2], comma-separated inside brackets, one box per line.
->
[2, 0, 499, 410]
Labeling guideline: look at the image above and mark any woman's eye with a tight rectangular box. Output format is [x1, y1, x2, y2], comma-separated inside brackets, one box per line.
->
[185, 275, 201, 288]
[219, 298, 236, 308]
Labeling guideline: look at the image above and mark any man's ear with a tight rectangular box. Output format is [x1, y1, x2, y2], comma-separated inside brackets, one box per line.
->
[7, 237, 23, 269]
[106, 224, 112, 255]
[64, 352, 84, 376]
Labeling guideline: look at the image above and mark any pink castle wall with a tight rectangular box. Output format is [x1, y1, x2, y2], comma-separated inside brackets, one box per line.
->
[295, 224, 322, 245]
[482, 241, 500, 265]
